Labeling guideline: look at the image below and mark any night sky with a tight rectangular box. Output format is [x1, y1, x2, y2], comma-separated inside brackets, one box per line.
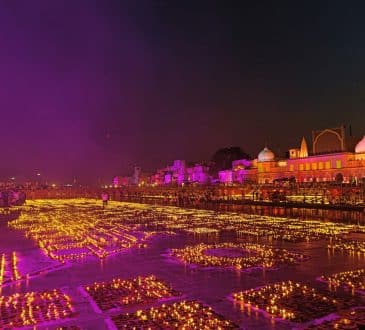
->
[1, 1, 365, 184]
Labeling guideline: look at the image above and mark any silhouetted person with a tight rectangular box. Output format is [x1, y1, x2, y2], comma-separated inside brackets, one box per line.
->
[101, 192, 109, 209]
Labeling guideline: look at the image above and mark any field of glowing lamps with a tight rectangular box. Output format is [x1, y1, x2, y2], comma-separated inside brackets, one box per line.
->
[110, 300, 237, 329]
[0, 250, 63, 289]
[320, 269, 365, 293]
[232, 281, 361, 324]
[328, 239, 365, 256]
[9, 200, 365, 260]
[170, 242, 307, 271]
[2, 199, 365, 329]
[305, 307, 365, 329]
[8, 200, 158, 262]
[101, 202, 365, 244]
[83, 275, 180, 312]
[0, 289, 74, 328]
[0, 252, 23, 287]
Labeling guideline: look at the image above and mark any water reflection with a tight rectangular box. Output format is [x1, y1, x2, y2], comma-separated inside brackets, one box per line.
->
[216, 203, 365, 224]
[128, 197, 364, 224]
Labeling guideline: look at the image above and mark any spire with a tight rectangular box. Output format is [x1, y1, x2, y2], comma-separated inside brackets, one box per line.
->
[299, 137, 308, 158]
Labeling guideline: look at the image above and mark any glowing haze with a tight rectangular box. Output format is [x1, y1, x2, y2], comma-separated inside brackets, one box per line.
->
[1, 1, 364, 184]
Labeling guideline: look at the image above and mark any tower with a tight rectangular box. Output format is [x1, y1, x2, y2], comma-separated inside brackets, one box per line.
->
[132, 166, 141, 185]
[299, 137, 308, 158]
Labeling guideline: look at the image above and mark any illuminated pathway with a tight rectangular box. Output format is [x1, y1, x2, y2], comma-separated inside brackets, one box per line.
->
[0, 199, 364, 329]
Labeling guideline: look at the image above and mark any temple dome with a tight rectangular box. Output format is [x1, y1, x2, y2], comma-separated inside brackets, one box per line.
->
[258, 147, 275, 162]
[355, 135, 365, 153]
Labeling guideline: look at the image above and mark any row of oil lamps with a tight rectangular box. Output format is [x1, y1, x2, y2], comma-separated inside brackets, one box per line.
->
[0, 289, 73, 328]
[8, 202, 154, 262]
[85, 275, 179, 311]
[8, 199, 365, 266]
[0, 252, 23, 288]
[232, 281, 344, 323]
[111, 300, 237, 329]
[321, 268, 365, 291]
[171, 242, 306, 270]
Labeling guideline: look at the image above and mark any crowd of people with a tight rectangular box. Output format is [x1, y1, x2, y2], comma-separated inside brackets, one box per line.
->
[1, 182, 362, 209]
[111, 183, 365, 208]
[0, 190, 26, 207]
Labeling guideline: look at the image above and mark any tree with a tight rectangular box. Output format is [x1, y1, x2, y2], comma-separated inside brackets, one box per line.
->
[210, 147, 250, 176]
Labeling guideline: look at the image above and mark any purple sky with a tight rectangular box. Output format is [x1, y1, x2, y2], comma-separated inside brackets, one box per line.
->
[1, 1, 365, 184]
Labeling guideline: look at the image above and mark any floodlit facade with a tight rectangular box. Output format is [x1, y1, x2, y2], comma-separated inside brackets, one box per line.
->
[148, 160, 212, 186]
[229, 126, 365, 185]
[114, 126, 365, 186]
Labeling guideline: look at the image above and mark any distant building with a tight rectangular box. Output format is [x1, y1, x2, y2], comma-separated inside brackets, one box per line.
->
[227, 126, 365, 184]
[113, 176, 130, 187]
[187, 164, 211, 184]
[218, 170, 233, 184]
[113, 166, 144, 187]
[121, 125, 365, 187]
[232, 158, 256, 184]
[149, 160, 212, 185]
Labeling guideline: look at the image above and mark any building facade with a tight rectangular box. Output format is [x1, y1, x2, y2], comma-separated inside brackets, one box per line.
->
[227, 127, 365, 185]
[114, 126, 365, 187]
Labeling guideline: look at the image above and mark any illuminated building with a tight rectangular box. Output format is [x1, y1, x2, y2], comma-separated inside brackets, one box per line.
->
[187, 164, 211, 184]
[130, 126, 365, 186]
[229, 126, 365, 184]
[149, 160, 211, 185]
[218, 169, 233, 184]
[113, 166, 151, 187]
[113, 176, 130, 187]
